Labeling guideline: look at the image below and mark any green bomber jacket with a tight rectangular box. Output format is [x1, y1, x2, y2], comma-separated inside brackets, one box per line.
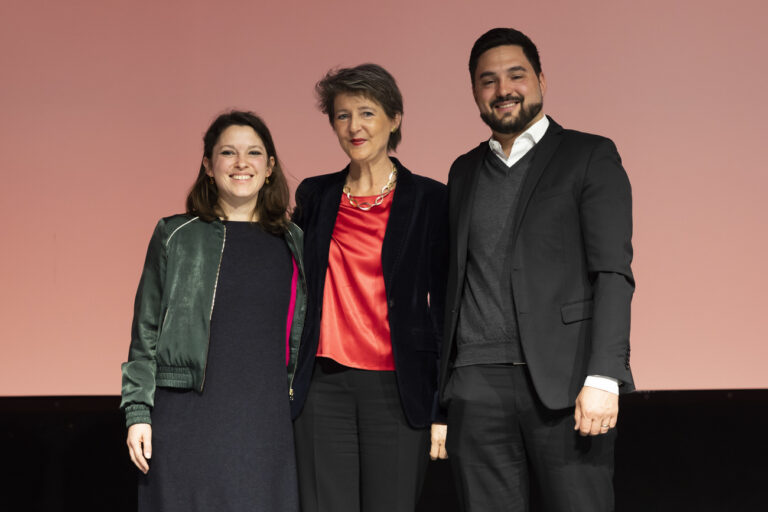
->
[120, 215, 307, 427]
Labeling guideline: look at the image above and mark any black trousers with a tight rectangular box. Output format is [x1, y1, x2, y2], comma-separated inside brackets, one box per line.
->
[445, 364, 616, 512]
[293, 358, 430, 512]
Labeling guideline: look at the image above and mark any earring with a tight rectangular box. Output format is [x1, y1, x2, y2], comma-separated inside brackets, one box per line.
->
[265, 176, 271, 185]
[208, 176, 214, 185]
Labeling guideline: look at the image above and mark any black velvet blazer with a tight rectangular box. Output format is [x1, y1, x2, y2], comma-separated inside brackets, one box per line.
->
[291, 158, 447, 428]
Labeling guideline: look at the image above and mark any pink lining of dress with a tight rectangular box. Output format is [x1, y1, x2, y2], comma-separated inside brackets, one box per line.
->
[285, 256, 298, 366]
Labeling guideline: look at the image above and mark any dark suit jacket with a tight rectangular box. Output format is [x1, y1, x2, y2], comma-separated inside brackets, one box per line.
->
[440, 117, 635, 410]
[292, 158, 448, 428]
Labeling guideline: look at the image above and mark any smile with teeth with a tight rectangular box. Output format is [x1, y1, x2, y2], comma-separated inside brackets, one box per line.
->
[230, 174, 253, 180]
[494, 99, 521, 110]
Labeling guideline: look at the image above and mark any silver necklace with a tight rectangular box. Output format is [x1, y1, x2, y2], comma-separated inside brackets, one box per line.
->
[343, 164, 397, 211]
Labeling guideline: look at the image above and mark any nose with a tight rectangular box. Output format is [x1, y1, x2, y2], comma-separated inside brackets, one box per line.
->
[348, 113, 361, 133]
[235, 153, 248, 168]
[497, 76, 513, 98]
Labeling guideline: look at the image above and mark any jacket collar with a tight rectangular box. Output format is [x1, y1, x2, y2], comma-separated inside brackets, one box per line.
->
[313, 157, 415, 290]
[509, 116, 564, 248]
[382, 158, 414, 289]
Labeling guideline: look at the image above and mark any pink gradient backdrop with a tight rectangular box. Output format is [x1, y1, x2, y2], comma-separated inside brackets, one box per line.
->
[1, 0, 766, 395]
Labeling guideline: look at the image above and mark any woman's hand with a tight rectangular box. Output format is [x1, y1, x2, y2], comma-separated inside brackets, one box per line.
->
[429, 423, 448, 460]
[127, 423, 152, 474]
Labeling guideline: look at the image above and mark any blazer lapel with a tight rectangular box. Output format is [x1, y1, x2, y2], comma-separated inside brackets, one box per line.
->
[312, 170, 346, 284]
[510, 117, 564, 247]
[453, 144, 486, 279]
[382, 160, 415, 291]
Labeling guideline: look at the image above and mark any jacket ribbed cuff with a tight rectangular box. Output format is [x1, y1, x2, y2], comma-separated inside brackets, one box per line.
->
[124, 404, 152, 428]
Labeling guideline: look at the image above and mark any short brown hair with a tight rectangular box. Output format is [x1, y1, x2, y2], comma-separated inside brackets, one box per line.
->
[315, 63, 404, 151]
[186, 111, 289, 234]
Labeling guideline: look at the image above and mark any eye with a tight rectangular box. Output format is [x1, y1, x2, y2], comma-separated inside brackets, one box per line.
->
[249, 150, 262, 156]
[511, 75, 523, 80]
[220, 149, 235, 156]
[482, 79, 495, 87]
[336, 113, 350, 120]
[361, 111, 374, 118]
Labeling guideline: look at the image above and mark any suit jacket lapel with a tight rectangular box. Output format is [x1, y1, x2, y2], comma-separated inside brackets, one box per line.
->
[313, 170, 346, 288]
[453, 144, 486, 279]
[382, 160, 414, 291]
[510, 117, 564, 247]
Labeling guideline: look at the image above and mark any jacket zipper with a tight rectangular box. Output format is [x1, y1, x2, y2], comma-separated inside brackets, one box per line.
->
[286, 228, 304, 401]
[201, 224, 226, 391]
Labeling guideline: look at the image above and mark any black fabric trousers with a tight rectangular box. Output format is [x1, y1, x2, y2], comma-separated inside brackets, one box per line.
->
[293, 358, 430, 512]
[445, 364, 616, 512]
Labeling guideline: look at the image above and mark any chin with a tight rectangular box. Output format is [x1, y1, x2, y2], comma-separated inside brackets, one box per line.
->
[347, 152, 371, 164]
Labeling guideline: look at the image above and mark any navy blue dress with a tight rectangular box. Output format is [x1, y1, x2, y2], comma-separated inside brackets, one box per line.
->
[138, 221, 299, 511]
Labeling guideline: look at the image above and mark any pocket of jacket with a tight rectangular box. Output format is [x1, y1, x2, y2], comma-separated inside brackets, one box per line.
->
[560, 299, 594, 324]
[530, 188, 568, 204]
[157, 306, 170, 338]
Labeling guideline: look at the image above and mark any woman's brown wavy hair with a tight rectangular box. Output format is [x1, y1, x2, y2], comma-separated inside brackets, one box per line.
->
[186, 110, 289, 234]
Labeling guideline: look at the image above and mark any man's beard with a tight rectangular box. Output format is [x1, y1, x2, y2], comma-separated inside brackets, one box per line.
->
[480, 95, 543, 134]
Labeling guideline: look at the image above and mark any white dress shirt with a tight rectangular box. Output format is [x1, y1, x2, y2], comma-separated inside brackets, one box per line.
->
[488, 115, 550, 166]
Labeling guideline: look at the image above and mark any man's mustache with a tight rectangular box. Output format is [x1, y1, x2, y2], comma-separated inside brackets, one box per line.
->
[491, 95, 524, 108]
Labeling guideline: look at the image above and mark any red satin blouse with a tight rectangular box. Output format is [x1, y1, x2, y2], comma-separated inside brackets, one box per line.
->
[316, 190, 395, 370]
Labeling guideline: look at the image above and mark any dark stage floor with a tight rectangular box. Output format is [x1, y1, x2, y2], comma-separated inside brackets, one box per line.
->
[2, 390, 767, 511]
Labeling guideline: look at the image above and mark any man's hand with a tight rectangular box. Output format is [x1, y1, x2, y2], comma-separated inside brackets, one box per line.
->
[573, 386, 618, 437]
[127, 423, 152, 474]
[429, 423, 448, 460]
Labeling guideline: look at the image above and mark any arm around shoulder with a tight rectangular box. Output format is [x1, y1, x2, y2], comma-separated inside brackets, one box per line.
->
[292, 178, 320, 230]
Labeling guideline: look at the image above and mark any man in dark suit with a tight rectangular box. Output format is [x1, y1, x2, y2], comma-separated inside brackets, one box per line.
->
[440, 28, 635, 511]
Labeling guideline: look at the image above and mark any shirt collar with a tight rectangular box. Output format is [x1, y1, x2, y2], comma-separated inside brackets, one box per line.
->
[488, 115, 550, 155]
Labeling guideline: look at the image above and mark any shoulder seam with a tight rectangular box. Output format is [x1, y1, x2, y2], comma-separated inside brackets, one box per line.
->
[166, 216, 199, 246]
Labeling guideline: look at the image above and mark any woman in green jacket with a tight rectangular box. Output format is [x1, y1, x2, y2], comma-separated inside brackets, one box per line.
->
[120, 111, 306, 512]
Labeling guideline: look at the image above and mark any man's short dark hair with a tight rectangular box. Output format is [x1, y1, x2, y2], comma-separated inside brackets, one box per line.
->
[469, 28, 542, 81]
[315, 63, 404, 151]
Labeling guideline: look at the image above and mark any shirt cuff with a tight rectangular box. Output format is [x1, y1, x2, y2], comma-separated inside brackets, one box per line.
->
[584, 375, 619, 395]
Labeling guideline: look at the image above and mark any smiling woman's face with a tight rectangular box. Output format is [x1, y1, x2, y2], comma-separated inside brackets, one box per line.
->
[331, 92, 400, 166]
[203, 124, 273, 219]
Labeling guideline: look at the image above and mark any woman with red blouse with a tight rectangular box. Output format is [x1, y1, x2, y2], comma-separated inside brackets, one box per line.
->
[291, 63, 448, 512]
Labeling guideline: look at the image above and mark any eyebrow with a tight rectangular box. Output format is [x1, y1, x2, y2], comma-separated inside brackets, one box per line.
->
[478, 66, 528, 79]
[219, 144, 265, 150]
[335, 105, 377, 114]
